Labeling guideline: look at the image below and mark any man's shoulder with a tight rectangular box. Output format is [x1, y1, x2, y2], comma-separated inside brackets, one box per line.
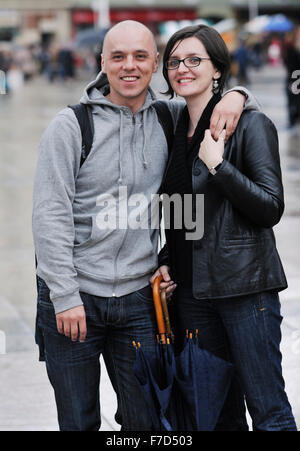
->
[47, 106, 81, 130]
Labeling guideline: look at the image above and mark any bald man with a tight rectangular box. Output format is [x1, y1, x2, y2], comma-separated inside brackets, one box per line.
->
[33, 20, 256, 431]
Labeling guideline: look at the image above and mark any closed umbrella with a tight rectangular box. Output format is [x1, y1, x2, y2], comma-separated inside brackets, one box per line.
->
[133, 276, 234, 431]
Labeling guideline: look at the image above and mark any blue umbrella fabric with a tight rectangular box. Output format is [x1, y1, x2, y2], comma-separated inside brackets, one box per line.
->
[133, 340, 177, 431]
[174, 332, 234, 431]
[74, 27, 108, 48]
[133, 331, 234, 431]
[263, 15, 294, 33]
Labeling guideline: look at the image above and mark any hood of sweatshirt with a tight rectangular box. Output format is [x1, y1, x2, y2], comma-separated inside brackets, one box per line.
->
[79, 72, 157, 183]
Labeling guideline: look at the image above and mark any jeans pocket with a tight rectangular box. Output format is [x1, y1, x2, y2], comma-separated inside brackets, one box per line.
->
[37, 277, 54, 308]
[134, 285, 153, 304]
[36, 278, 57, 334]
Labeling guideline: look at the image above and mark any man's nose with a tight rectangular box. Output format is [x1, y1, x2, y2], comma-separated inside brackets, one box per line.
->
[123, 56, 135, 70]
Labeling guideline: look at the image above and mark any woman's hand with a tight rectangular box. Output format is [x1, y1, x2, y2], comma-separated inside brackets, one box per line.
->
[199, 129, 225, 170]
[149, 265, 177, 299]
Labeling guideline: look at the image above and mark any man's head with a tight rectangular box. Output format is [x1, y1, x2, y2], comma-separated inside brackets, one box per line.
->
[101, 21, 159, 113]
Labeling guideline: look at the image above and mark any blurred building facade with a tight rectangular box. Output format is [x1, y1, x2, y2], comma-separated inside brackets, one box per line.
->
[0, 0, 299, 46]
[0, 0, 198, 45]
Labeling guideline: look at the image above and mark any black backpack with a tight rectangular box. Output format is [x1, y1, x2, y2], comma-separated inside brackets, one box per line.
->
[68, 100, 174, 167]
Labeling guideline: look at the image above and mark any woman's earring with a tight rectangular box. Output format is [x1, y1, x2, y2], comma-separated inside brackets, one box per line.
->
[213, 78, 219, 94]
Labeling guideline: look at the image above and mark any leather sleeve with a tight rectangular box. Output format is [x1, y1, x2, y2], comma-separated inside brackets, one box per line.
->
[211, 112, 284, 228]
[158, 242, 170, 268]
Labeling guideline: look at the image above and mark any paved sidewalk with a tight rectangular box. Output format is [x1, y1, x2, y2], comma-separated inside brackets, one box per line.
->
[0, 348, 119, 431]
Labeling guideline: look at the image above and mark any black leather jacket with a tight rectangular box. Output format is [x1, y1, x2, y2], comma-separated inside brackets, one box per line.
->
[158, 110, 287, 299]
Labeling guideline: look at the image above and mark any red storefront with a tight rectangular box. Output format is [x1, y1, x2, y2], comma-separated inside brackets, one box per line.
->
[72, 7, 198, 32]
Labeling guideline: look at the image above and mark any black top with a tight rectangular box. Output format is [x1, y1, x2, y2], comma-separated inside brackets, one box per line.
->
[165, 94, 221, 287]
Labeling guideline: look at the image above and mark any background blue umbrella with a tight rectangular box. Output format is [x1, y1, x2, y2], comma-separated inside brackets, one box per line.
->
[263, 15, 294, 33]
[74, 27, 108, 48]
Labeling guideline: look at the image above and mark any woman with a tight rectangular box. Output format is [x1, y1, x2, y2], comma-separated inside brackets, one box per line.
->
[152, 25, 297, 431]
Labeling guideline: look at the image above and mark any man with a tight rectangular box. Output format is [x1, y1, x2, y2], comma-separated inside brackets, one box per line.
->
[33, 20, 257, 431]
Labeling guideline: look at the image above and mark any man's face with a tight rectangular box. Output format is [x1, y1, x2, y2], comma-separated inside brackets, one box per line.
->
[101, 25, 159, 112]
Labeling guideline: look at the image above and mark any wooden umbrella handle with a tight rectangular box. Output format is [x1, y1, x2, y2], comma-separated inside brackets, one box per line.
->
[160, 289, 171, 336]
[152, 275, 166, 343]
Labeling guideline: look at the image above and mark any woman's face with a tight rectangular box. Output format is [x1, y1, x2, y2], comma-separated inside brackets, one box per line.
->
[167, 37, 221, 101]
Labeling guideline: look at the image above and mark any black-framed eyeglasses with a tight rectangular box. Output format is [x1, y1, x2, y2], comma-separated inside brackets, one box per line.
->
[165, 56, 211, 70]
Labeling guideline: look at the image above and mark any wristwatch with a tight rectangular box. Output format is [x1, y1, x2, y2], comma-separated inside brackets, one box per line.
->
[208, 161, 223, 175]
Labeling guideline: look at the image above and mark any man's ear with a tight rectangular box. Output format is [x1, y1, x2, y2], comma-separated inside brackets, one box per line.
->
[153, 52, 160, 73]
[101, 54, 106, 73]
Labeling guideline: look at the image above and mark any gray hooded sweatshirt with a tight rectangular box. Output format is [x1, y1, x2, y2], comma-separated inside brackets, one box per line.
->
[32, 73, 183, 314]
[32, 72, 258, 314]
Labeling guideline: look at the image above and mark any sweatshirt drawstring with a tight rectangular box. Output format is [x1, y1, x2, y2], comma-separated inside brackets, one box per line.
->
[118, 109, 149, 184]
[118, 110, 124, 184]
[141, 109, 148, 169]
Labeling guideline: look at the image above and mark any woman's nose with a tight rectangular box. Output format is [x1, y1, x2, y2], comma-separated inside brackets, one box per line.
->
[177, 61, 189, 73]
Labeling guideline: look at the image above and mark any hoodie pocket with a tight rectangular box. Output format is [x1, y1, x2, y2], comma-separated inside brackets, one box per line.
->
[118, 227, 158, 279]
[74, 214, 117, 251]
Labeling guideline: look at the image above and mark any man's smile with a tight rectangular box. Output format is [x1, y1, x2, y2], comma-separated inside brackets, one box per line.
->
[120, 76, 140, 82]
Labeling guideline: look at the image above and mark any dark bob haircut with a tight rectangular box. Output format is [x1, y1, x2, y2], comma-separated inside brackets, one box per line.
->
[162, 24, 231, 98]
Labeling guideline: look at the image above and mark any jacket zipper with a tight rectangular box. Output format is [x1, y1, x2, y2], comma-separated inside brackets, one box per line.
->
[112, 113, 137, 296]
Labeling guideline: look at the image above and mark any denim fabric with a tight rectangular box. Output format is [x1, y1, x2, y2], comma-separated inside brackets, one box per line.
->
[175, 288, 297, 431]
[37, 285, 158, 431]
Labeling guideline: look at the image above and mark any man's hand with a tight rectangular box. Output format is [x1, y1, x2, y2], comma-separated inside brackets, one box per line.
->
[56, 305, 87, 342]
[150, 265, 177, 299]
[210, 91, 245, 142]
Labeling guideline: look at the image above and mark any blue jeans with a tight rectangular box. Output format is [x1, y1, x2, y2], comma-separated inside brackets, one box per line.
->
[175, 288, 297, 431]
[37, 285, 158, 431]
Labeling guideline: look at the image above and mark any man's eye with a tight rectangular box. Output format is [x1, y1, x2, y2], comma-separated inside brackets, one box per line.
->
[136, 54, 147, 60]
[112, 55, 123, 60]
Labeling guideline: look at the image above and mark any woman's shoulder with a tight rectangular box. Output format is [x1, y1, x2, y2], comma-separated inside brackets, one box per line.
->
[238, 109, 276, 131]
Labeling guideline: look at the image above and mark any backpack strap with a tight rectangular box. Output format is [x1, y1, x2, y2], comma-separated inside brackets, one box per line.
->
[68, 103, 94, 167]
[153, 101, 174, 153]
[68, 101, 173, 166]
